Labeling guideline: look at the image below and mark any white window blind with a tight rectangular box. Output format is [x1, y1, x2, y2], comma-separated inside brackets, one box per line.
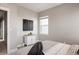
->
[40, 16, 48, 35]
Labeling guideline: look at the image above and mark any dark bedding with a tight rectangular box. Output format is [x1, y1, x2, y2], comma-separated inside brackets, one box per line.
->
[77, 49, 79, 55]
[28, 42, 44, 55]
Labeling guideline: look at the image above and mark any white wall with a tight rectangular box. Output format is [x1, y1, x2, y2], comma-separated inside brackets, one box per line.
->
[39, 3, 79, 45]
[0, 3, 38, 53]
[17, 6, 38, 46]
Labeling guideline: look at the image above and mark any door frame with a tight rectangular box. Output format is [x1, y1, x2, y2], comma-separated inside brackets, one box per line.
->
[0, 6, 10, 54]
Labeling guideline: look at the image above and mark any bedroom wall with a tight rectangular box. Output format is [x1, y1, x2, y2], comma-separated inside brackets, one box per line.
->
[17, 6, 38, 47]
[0, 3, 18, 53]
[0, 3, 38, 53]
[39, 3, 79, 45]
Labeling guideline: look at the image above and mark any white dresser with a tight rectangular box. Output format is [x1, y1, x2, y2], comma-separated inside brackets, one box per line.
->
[23, 35, 37, 46]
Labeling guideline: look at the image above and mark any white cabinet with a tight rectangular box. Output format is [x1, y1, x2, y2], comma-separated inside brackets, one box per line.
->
[23, 35, 37, 46]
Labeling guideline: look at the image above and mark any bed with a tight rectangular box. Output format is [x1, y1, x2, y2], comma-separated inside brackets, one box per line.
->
[16, 40, 79, 55]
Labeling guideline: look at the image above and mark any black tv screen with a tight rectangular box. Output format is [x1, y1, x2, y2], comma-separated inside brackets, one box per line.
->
[23, 19, 33, 31]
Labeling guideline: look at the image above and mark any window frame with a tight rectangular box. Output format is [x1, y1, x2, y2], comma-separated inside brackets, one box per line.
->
[39, 16, 48, 35]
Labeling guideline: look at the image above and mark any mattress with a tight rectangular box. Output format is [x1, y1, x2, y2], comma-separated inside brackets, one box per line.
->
[16, 40, 79, 55]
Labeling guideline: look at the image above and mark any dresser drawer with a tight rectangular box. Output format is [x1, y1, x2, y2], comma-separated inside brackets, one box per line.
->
[24, 35, 36, 46]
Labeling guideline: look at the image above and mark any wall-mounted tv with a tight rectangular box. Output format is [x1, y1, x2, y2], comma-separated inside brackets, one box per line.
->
[23, 19, 33, 31]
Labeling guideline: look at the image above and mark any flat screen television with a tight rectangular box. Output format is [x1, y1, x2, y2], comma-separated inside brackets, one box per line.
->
[23, 19, 33, 31]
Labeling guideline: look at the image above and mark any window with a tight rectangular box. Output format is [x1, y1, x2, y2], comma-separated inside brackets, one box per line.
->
[40, 16, 48, 35]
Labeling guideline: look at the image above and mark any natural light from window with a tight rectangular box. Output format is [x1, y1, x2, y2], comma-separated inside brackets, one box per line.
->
[40, 16, 48, 35]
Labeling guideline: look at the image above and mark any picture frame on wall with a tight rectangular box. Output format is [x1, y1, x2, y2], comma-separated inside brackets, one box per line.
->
[23, 19, 33, 31]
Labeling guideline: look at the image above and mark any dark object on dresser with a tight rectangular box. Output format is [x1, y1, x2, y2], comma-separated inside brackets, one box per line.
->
[28, 42, 44, 55]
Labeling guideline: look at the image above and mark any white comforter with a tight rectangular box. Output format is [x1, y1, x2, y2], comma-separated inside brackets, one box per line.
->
[16, 40, 79, 55]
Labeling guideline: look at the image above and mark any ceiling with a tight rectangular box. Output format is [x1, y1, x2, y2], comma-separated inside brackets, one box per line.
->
[16, 3, 63, 12]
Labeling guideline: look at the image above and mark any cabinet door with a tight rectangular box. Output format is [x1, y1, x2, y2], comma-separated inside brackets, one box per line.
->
[31, 36, 36, 44]
[27, 36, 32, 45]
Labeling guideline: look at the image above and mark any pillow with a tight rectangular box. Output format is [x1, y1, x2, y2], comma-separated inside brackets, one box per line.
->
[42, 40, 58, 51]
